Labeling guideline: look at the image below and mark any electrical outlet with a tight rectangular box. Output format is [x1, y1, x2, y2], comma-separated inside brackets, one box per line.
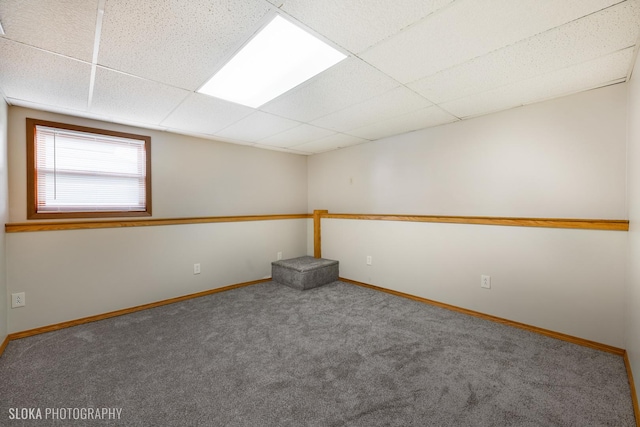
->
[366, 256, 372, 266]
[193, 263, 201, 275]
[11, 292, 25, 308]
[277, 251, 283, 260]
[481, 275, 491, 289]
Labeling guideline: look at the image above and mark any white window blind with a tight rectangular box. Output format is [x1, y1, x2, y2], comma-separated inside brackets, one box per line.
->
[35, 125, 147, 213]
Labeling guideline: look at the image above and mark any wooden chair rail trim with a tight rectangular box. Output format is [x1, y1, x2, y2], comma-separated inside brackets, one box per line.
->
[340, 277, 625, 356]
[313, 209, 328, 258]
[324, 213, 628, 231]
[5, 212, 627, 233]
[6, 278, 270, 341]
[5, 214, 312, 233]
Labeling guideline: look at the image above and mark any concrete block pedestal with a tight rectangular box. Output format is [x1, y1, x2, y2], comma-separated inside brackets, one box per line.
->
[272, 256, 339, 290]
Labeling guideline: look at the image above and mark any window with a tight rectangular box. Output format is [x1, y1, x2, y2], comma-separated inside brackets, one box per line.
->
[26, 118, 151, 219]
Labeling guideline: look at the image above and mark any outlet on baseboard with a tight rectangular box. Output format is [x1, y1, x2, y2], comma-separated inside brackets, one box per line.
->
[481, 275, 491, 289]
[11, 292, 25, 308]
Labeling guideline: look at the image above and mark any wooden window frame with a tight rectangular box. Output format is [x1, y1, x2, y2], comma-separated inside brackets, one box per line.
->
[26, 118, 152, 220]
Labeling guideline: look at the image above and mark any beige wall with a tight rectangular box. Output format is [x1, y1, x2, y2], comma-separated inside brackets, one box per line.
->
[4, 82, 633, 347]
[309, 85, 627, 219]
[626, 52, 640, 394]
[322, 219, 626, 346]
[0, 100, 7, 343]
[309, 85, 629, 347]
[9, 107, 308, 221]
[7, 219, 308, 332]
[6, 107, 309, 333]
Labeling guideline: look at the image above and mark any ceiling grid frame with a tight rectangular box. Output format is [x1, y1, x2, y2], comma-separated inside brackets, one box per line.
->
[0, 0, 637, 154]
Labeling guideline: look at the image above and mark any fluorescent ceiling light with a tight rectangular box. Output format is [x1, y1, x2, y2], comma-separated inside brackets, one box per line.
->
[198, 15, 346, 108]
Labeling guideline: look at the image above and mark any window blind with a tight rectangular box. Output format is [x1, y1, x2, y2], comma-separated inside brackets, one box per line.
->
[34, 125, 147, 213]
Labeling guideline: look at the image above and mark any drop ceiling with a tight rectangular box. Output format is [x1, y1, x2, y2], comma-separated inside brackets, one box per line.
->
[0, 0, 638, 155]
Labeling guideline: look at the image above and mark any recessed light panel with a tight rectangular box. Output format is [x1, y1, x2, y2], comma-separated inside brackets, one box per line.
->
[197, 15, 347, 108]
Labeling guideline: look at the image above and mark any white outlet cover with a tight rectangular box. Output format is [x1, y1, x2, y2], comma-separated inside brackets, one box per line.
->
[11, 292, 25, 308]
[366, 256, 372, 266]
[481, 275, 491, 289]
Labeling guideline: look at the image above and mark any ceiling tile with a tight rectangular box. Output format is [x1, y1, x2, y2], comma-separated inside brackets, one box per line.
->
[311, 86, 433, 132]
[7, 98, 173, 133]
[258, 124, 335, 148]
[261, 57, 399, 122]
[7, 98, 90, 118]
[98, 0, 272, 89]
[252, 143, 312, 155]
[151, 127, 254, 146]
[215, 111, 301, 142]
[208, 135, 256, 147]
[292, 133, 368, 154]
[361, 0, 623, 84]
[161, 93, 255, 136]
[409, 0, 640, 103]
[0, 0, 638, 155]
[0, 0, 98, 62]
[346, 106, 458, 140]
[0, 39, 91, 111]
[285, 147, 315, 156]
[440, 48, 633, 119]
[270, 0, 454, 53]
[90, 67, 190, 124]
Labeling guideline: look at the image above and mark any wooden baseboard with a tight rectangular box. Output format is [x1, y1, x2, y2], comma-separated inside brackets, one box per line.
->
[340, 277, 625, 356]
[0, 335, 9, 357]
[7, 278, 270, 341]
[624, 351, 640, 427]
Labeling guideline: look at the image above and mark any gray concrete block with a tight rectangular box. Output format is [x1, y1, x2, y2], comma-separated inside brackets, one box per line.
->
[272, 256, 339, 290]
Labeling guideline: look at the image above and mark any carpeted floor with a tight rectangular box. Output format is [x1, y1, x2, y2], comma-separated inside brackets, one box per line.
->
[0, 281, 635, 426]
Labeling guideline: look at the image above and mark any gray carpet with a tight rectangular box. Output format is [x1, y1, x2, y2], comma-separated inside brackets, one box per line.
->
[0, 281, 635, 426]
